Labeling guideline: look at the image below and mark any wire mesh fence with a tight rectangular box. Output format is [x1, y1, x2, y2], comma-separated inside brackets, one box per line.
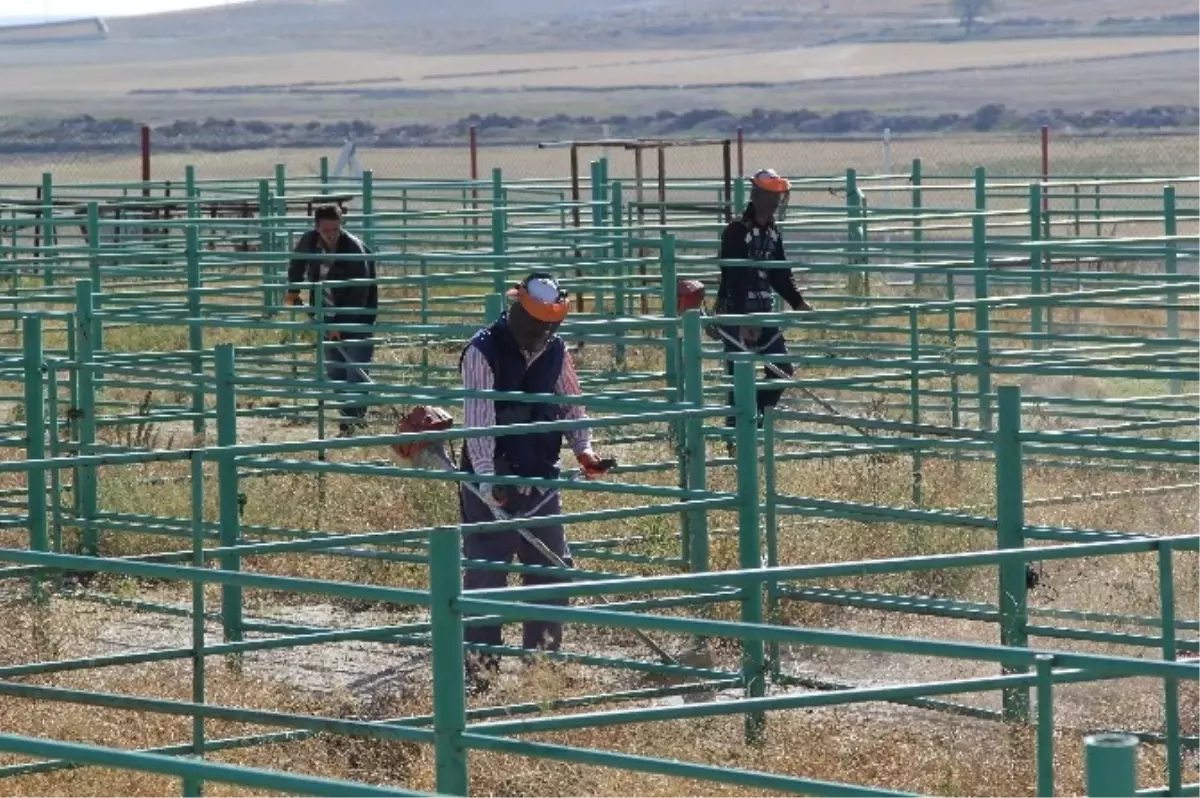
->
[4, 126, 1194, 189]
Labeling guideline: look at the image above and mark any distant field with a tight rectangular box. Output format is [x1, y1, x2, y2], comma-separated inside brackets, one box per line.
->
[5, 36, 1191, 96]
[0, 40, 1195, 127]
[6, 135, 1196, 187]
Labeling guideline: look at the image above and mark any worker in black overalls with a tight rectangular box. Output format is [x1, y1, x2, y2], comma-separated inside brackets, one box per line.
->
[715, 169, 812, 433]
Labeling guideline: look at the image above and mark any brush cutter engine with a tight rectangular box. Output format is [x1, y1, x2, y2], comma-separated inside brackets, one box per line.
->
[676, 279, 706, 313]
[390, 405, 455, 468]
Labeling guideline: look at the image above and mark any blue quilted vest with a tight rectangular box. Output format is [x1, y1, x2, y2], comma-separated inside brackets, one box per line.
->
[460, 313, 566, 479]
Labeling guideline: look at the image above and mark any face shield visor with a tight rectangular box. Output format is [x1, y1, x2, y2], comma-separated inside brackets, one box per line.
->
[750, 169, 792, 222]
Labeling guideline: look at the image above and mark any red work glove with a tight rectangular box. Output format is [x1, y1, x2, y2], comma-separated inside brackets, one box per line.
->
[576, 451, 614, 480]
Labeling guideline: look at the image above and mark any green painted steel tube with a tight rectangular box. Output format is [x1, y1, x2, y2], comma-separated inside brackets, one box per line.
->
[461, 732, 916, 797]
[1085, 733, 1139, 797]
[0, 732, 427, 797]
[682, 310, 709, 574]
[1030, 183, 1044, 347]
[430, 523, 468, 795]
[74, 280, 98, 556]
[186, 451, 206, 798]
[257, 180, 274, 313]
[996, 385, 1030, 722]
[611, 180, 627, 368]
[911, 158, 924, 287]
[762, 407, 781, 681]
[22, 315, 47, 602]
[973, 214, 994, 430]
[1036, 654, 1055, 797]
[215, 344, 242, 643]
[734, 359, 766, 742]
[1159, 545, 1183, 796]
[185, 225, 205, 438]
[1164, 186, 1181, 396]
[362, 169, 376, 253]
[908, 306, 923, 505]
[39, 172, 54, 287]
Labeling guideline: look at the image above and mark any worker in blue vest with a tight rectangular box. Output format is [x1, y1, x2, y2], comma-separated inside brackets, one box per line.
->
[457, 272, 612, 692]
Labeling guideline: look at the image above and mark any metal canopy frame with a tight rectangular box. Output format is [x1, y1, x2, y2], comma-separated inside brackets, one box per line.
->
[538, 137, 736, 312]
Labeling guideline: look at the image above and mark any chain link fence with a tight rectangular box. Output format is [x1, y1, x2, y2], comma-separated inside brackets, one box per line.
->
[6, 126, 1193, 186]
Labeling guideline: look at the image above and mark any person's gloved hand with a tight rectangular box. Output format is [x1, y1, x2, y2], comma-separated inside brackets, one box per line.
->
[576, 451, 614, 480]
[285, 290, 303, 307]
[739, 325, 759, 347]
[476, 482, 507, 512]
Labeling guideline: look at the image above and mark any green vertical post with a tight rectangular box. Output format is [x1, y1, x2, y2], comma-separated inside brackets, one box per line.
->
[274, 163, 286, 203]
[46, 366, 64, 587]
[23, 316, 47, 602]
[491, 168, 507, 295]
[430, 525, 468, 795]
[1036, 654, 1055, 797]
[215, 344, 243, 644]
[313, 289, 327, 448]
[419, 259, 431, 386]
[185, 452, 207, 798]
[911, 158, 924, 288]
[682, 310, 708, 574]
[40, 172, 54, 287]
[611, 180, 626, 336]
[485, 293, 503, 324]
[1084, 734, 1138, 798]
[1158, 545, 1182, 796]
[661, 233, 677, 393]
[186, 226, 206, 439]
[995, 385, 1029, 722]
[845, 168, 864, 297]
[907, 306, 923, 506]
[85, 202, 103, 362]
[74, 280, 98, 557]
[361, 169, 376, 254]
[257, 180, 274, 313]
[733, 177, 746, 218]
[1029, 183, 1044, 348]
[319, 156, 329, 194]
[591, 160, 606, 313]
[185, 164, 198, 217]
[86, 201, 101, 290]
[733, 359, 766, 743]
[974, 166, 986, 214]
[973, 214, 993, 431]
[763, 407, 780, 681]
[1164, 186, 1180, 395]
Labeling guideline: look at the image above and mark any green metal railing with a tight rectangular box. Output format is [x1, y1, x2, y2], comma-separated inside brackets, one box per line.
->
[0, 161, 1194, 796]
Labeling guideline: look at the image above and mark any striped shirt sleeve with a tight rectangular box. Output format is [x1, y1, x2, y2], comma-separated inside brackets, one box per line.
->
[461, 345, 496, 477]
[556, 348, 593, 456]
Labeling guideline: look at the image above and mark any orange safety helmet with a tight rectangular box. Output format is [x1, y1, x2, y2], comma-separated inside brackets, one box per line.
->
[749, 168, 792, 221]
[505, 272, 570, 324]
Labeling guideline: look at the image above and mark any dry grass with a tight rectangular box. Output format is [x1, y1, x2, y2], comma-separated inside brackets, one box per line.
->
[0, 175, 1193, 794]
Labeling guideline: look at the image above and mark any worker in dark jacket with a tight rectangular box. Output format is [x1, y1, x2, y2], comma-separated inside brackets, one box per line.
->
[715, 169, 812, 429]
[285, 204, 379, 436]
[458, 272, 611, 692]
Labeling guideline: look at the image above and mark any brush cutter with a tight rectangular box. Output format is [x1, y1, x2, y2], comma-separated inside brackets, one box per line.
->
[674, 279, 874, 438]
[389, 405, 708, 672]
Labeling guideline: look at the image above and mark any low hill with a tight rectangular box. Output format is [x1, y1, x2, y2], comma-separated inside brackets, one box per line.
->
[0, 16, 106, 44]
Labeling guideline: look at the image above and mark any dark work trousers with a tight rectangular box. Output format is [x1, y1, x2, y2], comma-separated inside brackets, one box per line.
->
[723, 325, 793, 428]
[460, 482, 573, 674]
[324, 335, 375, 420]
